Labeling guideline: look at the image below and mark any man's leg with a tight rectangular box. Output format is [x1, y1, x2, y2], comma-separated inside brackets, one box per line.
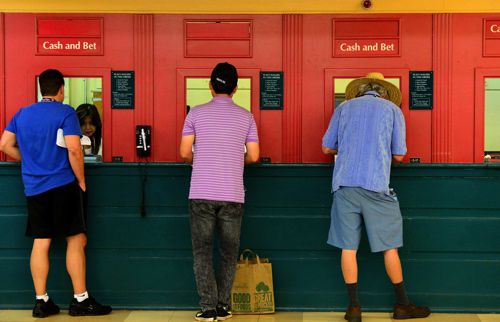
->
[66, 232, 112, 316]
[384, 248, 431, 319]
[66, 233, 87, 294]
[341, 249, 358, 284]
[215, 202, 243, 310]
[341, 249, 361, 314]
[383, 248, 403, 283]
[384, 248, 410, 306]
[31, 238, 61, 318]
[30, 238, 52, 296]
[328, 188, 363, 322]
[190, 200, 218, 313]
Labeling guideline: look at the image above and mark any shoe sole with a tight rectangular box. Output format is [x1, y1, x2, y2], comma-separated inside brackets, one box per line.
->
[33, 311, 60, 318]
[217, 315, 233, 321]
[69, 311, 112, 316]
[194, 318, 215, 322]
[393, 314, 431, 319]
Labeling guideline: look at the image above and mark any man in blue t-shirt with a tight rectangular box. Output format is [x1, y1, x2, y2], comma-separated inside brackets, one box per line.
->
[0, 69, 111, 318]
[322, 72, 430, 322]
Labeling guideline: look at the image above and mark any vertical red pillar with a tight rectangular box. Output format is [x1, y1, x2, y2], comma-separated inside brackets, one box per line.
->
[134, 14, 155, 161]
[282, 14, 303, 163]
[432, 14, 453, 162]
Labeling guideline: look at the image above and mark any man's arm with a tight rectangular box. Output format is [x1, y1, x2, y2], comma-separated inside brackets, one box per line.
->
[322, 105, 342, 157]
[0, 131, 21, 161]
[65, 135, 85, 191]
[392, 154, 405, 164]
[245, 141, 259, 164]
[391, 108, 407, 164]
[180, 135, 195, 164]
[322, 146, 337, 156]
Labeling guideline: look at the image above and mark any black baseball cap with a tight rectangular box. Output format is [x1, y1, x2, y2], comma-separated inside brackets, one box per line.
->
[210, 62, 238, 95]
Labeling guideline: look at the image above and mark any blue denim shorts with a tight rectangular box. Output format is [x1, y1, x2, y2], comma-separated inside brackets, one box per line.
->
[327, 187, 403, 253]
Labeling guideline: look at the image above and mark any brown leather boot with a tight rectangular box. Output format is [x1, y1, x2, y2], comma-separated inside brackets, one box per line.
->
[393, 303, 431, 319]
[344, 305, 361, 322]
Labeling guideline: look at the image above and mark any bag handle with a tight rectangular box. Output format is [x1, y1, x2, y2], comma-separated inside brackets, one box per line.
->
[239, 249, 261, 264]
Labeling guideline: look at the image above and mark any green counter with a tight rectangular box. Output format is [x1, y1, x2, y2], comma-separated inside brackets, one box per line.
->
[0, 163, 498, 312]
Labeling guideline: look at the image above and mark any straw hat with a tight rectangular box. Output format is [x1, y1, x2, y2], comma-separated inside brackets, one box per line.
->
[345, 72, 402, 106]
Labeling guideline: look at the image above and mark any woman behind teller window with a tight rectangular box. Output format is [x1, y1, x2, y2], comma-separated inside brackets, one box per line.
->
[76, 104, 102, 155]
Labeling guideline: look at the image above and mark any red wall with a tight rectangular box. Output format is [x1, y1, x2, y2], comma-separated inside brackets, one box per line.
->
[1, 13, 499, 163]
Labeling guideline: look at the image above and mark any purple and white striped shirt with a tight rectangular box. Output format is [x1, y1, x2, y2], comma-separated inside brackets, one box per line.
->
[182, 96, 259, 203]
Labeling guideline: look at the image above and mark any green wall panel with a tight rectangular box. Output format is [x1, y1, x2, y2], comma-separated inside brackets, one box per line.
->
[0, 163, 499, 312]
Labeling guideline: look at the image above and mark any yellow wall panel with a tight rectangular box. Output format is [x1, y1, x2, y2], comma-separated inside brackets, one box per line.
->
[2, 0, 500, 14]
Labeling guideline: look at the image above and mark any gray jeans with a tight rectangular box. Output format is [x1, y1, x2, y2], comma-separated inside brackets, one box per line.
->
[189, 199, 244, 310]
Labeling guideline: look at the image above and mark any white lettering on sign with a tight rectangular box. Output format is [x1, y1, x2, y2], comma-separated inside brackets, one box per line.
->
[340, 42, 361, 51]
[65, 42, 81, 50]
[339, 42, 395, 52]
[491, 24, 500, 33]
[83, 42, 97, 50]
[380, 43, 395, 51]
[43, 41, 63, 50]
[40, 40, 98, 52]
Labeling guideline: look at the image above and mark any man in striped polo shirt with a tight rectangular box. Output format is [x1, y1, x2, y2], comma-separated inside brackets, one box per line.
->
[180, 62, 259, 322]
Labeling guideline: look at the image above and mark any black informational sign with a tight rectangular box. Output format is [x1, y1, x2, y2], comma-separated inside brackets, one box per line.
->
[111, 71, 135, 109]
[409, 71, 433, 110]
[260, 71, 283, 110]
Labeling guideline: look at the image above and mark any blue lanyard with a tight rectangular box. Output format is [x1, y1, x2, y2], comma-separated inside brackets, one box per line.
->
[41, 98, 56, 102]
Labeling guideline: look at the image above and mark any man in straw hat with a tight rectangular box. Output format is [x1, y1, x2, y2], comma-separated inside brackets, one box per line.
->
[322, 72, 430, 321]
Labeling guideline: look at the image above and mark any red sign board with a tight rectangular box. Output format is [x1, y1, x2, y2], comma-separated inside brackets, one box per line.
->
[36, 18, 103, 56]
[184, 20, 252, 58]
[334, 39, 399, 57]
[484, 19, 500, 57]
[333, 19, 400, 57]
[485, 20, 500, 39]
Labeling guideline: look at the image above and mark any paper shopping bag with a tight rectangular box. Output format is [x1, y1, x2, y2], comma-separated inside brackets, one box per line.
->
[230, 249, 275, 314]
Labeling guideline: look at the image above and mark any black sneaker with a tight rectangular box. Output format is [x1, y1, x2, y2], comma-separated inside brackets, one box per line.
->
[195, 309, 217, 321]
[68, 296, 112, 316]
[32, 298, 60, 318]
[216, 305, 233, 320]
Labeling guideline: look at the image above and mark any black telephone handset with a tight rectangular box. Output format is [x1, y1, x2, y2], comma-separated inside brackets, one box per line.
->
[136, 125, 151, 157]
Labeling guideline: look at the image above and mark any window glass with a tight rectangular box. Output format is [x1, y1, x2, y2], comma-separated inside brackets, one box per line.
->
[333, 77, 400, 109]
[484, 78, 500, 160]
[37, 77, 103, 158]
[186, 77, 251, 112]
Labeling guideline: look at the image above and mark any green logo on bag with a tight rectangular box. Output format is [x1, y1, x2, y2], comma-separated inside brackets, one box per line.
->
[254, 282, 273, 311]
[255, 282, 269, 292]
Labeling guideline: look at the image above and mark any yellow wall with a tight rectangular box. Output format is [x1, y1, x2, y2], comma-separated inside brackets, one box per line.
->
[187, 78, 251, 111]
[66, 78, 102, 108]
[37, 77, 102, 110]
[485, 78, 500, 152]
[2, 0, 500, 13]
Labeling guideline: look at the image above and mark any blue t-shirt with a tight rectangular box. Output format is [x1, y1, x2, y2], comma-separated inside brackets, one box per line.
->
[322, 91, 407, 194]
[5, 100, 81, 196]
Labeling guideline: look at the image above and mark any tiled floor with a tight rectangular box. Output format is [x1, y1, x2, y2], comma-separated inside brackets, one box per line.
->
[0, 310, 499, 322]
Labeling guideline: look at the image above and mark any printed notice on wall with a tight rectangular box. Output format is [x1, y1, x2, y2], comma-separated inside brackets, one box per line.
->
[260, 72, 283, 110]
[111, 71, 135, 109]
[409, 71, 433, 110]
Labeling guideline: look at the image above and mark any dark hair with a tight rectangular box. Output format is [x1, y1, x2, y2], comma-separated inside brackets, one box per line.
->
[76, 104, 102, 155]
[39, 69, 65, 96]
[210, 62, 238, 95]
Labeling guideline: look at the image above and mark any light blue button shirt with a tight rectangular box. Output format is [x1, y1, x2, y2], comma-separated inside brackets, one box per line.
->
[322, 91, 407, 194]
